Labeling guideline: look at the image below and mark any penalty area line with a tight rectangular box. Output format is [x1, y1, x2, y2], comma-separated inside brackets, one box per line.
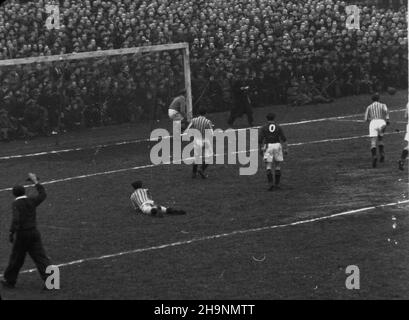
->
[0, 131, 404, 193]
[2, 199, 408, 278]
[0, 108, 404, 161]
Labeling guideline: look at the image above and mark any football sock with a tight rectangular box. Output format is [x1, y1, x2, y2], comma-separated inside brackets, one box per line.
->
[371, 147, 377, 158]
[275, 170, 281, 186]
[379, 144, 384, 156]
[166, 208, 186, 215]
[267, 169, 273, 183]
[401, 149, 409, 160]
[193, 165, 198, 174]
[201, 164, 209, 172]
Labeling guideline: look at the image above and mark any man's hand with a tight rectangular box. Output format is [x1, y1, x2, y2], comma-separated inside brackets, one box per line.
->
[9, 232, 14, 244]
[284, 149, 289, 156]
[386, 120, 390, 126]
[27, 173, 39, 184]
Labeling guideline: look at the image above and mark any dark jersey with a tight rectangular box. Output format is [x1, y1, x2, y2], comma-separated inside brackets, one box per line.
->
[259, 122, 287, 145]
[10, 184, 47, 233]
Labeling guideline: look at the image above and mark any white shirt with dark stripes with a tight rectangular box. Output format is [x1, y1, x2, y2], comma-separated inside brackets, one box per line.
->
[187, 116, 213, 137]
[364, 102, 389, 122]
[130, 189, 153, 210]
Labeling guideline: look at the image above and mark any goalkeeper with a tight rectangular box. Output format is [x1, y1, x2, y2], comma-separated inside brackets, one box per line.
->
[168, 89, 189, 130]
[130, 181, 186, 217]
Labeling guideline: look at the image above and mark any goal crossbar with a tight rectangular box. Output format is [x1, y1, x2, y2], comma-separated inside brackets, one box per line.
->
[0, 42, 193, 120]
[0, 43, 189, 66]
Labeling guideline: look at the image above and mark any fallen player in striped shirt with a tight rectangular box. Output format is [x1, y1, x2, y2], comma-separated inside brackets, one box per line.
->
[130, 181, 186, 217]
[364, 93, 390, 168]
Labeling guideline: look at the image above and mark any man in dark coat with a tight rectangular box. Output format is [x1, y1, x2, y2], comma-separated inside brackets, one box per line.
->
[228, 72, 254, 127]
[1, 173, 52, 289]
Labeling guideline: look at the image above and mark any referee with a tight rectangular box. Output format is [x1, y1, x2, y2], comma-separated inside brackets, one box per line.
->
[364, 93, 390, 168]
[1, 173, 52, 289]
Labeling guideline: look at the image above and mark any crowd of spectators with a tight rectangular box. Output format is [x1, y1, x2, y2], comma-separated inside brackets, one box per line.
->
[0, 0, 407, 140]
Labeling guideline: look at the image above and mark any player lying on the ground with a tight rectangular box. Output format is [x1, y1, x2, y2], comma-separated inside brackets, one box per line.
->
[364, 93, 390, 168]
[259, 113, 288, 191]
[398, 102, 409, 171]
[130, 181, 186, 217]
[184, 107, 214, 179]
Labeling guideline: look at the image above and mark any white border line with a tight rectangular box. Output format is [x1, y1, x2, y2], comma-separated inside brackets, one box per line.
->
[2, 199, 408, 277]
[0, 108, 404, 161]
[0, 131, 404, 193]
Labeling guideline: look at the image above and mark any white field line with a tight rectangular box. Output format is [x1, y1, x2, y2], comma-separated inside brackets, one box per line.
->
[2, 199, 408, 277]
[0, 131, 404, 194]
[0, 108, 404, 161]
[332, 119, 366, 123]
[333, 119, 408, 125]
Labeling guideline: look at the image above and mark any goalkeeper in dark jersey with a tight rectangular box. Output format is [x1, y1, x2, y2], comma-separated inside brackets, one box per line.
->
[259, 113, 288, 191]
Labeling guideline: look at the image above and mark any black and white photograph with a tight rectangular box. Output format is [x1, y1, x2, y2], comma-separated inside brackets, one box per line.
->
[0, 0, 408, 304]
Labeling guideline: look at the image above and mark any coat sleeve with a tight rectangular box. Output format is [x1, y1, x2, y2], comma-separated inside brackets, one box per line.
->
[31, 184, 47, 207]
[10, 203, 20, 234]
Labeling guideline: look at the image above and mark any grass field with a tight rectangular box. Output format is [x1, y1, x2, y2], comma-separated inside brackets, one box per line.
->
[0, 91, 408, 300]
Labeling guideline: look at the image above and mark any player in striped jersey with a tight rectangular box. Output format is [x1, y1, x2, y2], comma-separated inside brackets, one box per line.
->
[364, 93, 390, 168]
[398, 103, 409, 171]
[185, 108, 214, 179]
[130, 181, 186, 217]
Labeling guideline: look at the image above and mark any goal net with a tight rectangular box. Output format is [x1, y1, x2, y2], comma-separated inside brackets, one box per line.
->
[0, 43, 192, 137]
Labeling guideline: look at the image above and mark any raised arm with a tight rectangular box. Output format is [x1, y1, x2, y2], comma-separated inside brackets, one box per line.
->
[32, 183, 47, 207]
[28, 173, 47, 207]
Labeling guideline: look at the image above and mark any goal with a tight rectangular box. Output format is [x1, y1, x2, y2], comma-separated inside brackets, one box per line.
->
[0, 43, 192, 137]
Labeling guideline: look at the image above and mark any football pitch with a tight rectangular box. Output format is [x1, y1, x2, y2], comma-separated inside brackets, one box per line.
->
[0, 91, 408, 300]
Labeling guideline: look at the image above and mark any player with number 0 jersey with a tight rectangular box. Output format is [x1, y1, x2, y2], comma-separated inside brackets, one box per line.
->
[259, 113, 288, 191]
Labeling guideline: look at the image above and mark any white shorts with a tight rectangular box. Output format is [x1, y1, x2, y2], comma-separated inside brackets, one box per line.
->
[369, 119, 387, 138]
[194, 138, 213, 162]
[168, 109, 184, 121]
[405, 124, 409, 142]
[140, 201, 156, 215]
[140, 201, 167, 215]
[264, 143, 283, 163]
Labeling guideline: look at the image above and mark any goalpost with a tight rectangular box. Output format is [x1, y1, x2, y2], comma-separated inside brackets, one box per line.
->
[0, 43, 193, 138]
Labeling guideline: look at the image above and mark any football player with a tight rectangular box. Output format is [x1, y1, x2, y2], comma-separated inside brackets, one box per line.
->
[398, 103, 409, 171]
[185, 108, 214, 179]
[168, 89, 188, 130]
[364, 93, 390, 168]
[259, 113, 288, 191]
[130, 181, 186, 217]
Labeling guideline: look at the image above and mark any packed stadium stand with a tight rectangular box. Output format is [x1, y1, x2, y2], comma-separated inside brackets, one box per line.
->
[0, 0, 407, 139]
